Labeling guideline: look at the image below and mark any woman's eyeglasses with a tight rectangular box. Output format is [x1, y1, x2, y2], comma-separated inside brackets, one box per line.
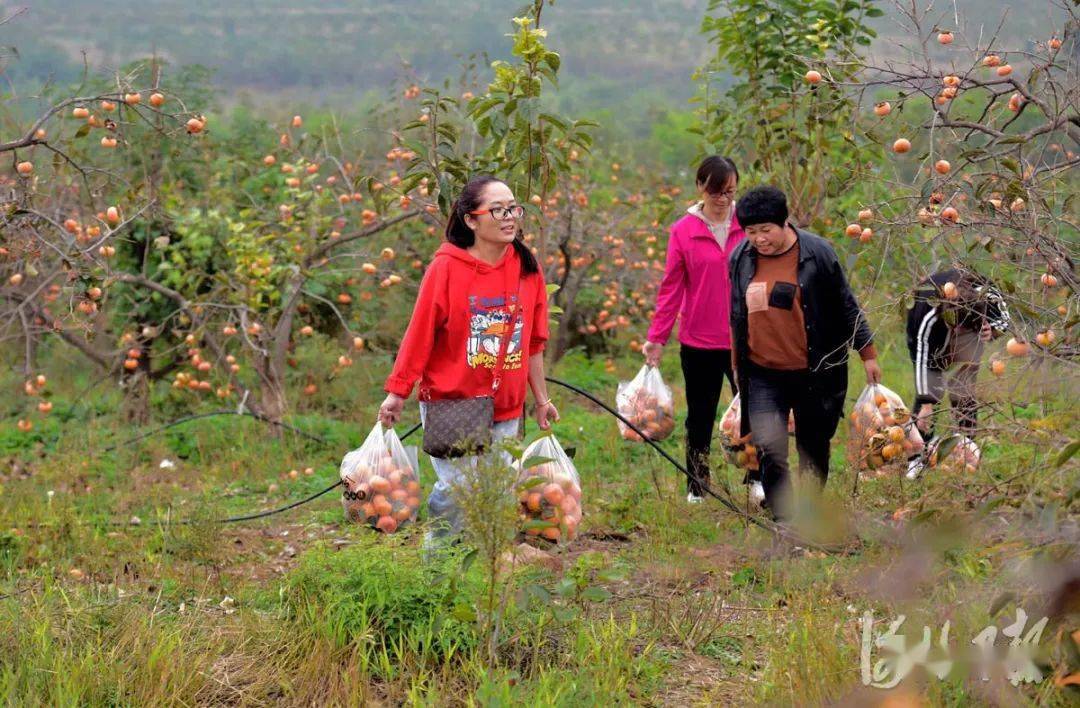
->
[470, 205, 525, 221]
[708, 189, 736, 199]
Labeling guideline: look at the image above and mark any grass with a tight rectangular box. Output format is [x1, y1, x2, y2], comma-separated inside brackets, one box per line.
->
[0, 341, 1077, 706]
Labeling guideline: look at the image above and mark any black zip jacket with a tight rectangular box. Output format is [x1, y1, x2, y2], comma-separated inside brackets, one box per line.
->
[729, 227, 874, 436]
[906, 268, 1011, 406]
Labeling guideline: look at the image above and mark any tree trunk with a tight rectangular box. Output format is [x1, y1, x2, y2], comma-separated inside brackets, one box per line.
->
[255, 354, 288, 432]
[122, 340, 153, 426]
[18, 308, 37, 378]
[551, 270, 585, 364]
[122, 369, 151, 425]
[256, 277, 302, 427]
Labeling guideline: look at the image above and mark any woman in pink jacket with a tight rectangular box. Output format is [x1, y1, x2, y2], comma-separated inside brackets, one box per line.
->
[642, 156, 748, 503]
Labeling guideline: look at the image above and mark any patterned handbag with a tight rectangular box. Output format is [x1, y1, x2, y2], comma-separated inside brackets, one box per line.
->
[421, 269, 522, 459]
[421, 396, 496, 459]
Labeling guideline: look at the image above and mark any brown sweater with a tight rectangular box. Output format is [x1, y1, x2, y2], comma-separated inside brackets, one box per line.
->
[747, 241, 808, 369]
[745, 239, 878, 370]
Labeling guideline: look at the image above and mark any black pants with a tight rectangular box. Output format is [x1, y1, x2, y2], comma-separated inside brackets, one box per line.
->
[744, 363, 841, 519]
[679, 344, 736, 496]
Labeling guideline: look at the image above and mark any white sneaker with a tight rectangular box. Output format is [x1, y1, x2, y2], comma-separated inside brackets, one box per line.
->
[749, 481, 766, 507]
[905, 457, 925, 480]
[686, 493, 704, 504]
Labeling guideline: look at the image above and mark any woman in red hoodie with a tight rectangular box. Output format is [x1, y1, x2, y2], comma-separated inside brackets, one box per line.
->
[378, 175, 559, 542]
[642, 156, 748, 504]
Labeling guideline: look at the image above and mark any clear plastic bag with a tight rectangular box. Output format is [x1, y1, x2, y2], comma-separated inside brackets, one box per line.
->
[340, 422, 423, 533]
[927, 435, 981, 474]
[717, 394, 794, 471]
[848, 384, 924, 473]
[516, 434, 583, 543]
[719, 394, 757, 471]
[616, 365, 675, 442]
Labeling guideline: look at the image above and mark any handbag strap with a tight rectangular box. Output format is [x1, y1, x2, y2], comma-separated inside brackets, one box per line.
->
[491, 251, 524, 393]
[490, 293, 520, 393]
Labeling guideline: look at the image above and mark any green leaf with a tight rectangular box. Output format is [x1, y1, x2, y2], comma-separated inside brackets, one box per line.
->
[580, 586, 612, 603]
[934, 434, 962, 462]
[538, 113, 567, 132]
[552, 606, 577, 622]
[524, 582, 551, 603]
[1055, 440, 1080, 468]
[460, 547, 478, 573]
[731, 566, 757, 587]
[597, 568, 627, 584]
[1000, 157, 1021, 175]
[468, 96, 501, 119]
[396, 172, 426, 195]
[554, 577, 577, 597]
[451, 602, 477, 623]
[522, 455, 554, 469]
[436, 124, 458, 143]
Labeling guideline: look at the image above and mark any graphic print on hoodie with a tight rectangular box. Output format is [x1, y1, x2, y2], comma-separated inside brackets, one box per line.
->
[466, 294, 525, 371]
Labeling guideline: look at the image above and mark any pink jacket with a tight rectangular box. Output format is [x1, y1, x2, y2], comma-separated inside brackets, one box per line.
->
[646, 207, 746, 350]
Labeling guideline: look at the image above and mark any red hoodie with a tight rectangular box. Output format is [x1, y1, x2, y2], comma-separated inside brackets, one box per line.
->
[384, 242, 549, 422]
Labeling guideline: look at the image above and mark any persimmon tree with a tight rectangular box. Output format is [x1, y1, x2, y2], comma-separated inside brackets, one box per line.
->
[387, 3, 595, 259]
[694, 0, 884, 226]
[0, 57, 220, 425]
[0, 1, 600, 427]
[0, 53, 431, 425]
[816, 3, 1077, 455]
[529, 155, 677, 363]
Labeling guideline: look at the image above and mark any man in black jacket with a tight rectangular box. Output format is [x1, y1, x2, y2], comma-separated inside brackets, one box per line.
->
[729, 186, 881, 520]
[904, 267, 1010, 478]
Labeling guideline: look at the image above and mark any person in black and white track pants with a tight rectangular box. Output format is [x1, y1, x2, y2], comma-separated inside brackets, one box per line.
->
[905, 267, 1011, 478]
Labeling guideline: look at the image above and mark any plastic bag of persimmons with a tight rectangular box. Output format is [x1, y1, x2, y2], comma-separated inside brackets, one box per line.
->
[848, 384, 924, 475]
[516, 434, 583, 544]
[718, 393, 794, 473]
[340, 423, 423, 533]
[616, 365, 676, 442]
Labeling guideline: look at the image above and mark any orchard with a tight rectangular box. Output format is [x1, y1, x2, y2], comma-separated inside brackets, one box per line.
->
[0, 1, 1077, 704]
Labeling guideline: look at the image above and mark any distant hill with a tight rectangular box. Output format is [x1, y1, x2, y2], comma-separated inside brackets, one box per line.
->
[0, 1, 1069, 112]
[1, 1, 711, 96]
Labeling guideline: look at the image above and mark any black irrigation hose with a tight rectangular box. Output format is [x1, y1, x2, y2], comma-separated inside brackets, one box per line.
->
[544, 376, 777, 536]
[20, 378, 846, 552]
[213, 422, 421, 524]
[0, 584, 36, 601]
[102, 408, 327, 452]
[17, 416, 419, 529]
